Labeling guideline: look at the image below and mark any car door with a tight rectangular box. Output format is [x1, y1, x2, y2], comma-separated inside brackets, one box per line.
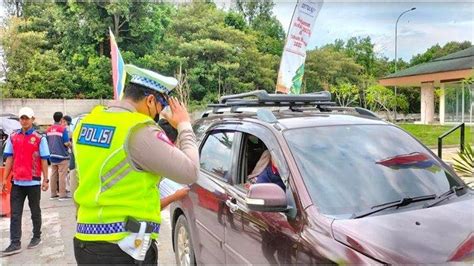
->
[191, 126, 239, 264]
[223, 123, 301, 265]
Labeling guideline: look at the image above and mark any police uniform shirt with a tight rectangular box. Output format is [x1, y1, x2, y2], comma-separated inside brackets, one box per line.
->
[107, 100, 199, 184]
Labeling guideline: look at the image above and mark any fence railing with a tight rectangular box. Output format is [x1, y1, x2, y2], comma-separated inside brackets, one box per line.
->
[438, 123, 465, 159]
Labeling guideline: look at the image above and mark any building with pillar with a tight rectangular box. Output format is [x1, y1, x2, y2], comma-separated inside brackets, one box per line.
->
[379, 46, 473, 125]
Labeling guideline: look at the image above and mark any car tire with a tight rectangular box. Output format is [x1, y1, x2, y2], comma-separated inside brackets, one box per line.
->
[173, 214, 196, 266]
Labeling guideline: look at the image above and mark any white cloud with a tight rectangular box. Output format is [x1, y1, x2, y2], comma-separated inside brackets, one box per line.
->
[273, 1, 474, 60]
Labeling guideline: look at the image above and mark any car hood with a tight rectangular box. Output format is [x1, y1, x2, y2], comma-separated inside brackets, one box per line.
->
[332, 194, 474, 264]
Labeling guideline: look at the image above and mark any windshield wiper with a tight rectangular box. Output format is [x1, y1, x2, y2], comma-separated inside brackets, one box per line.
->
[351, 194, 436, 219]
[423, 185, 469, 208]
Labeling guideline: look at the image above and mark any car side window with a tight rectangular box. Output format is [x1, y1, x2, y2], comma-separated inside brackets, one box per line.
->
[200, 131, 235, 182]
[238, 133, 286, 192]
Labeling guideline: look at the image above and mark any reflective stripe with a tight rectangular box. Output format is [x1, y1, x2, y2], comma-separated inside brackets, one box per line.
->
[101, 167, 132, 192]
[101, 159, 128, 183]
[77, 222, 160, 234]
[47, 132, 63, 137]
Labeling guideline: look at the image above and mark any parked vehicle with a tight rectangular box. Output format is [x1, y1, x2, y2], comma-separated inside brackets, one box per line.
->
[170, 90, 473, 265]
[71, 113, 88, 132]
[1, 114, 21, 163]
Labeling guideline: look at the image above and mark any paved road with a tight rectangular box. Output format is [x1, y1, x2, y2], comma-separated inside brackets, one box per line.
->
[0, 189, 176, 265]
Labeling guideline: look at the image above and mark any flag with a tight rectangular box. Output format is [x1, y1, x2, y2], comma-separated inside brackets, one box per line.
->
[109, 28, 126, 100]
[276, 0, 324, 94]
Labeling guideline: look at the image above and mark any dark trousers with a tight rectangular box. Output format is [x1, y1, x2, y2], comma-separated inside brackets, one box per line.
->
[73, 237, 158, 265]
[10, 184, 42, 244]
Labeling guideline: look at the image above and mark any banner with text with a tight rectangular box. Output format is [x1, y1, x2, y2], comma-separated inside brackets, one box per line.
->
[276, 0, 323, 94]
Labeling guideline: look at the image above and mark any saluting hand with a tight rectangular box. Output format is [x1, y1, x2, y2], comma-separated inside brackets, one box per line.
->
[161, 97, 190, 129]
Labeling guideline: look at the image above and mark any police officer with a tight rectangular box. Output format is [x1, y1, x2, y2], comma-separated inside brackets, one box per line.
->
[72, 65, 199, 265]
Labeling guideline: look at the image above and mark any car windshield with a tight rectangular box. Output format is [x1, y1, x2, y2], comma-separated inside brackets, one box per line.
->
[284, 124, 462, 219]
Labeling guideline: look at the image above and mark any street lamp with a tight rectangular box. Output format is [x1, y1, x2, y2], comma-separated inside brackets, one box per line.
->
[394, 7, 416, 121]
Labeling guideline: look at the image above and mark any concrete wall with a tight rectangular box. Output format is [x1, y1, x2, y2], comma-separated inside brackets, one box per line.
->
[1, 98, 113, 125]
[1, 98, 432, 125]
[1, 98, 206, 125]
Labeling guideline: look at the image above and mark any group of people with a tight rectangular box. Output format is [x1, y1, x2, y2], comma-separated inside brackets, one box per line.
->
[0, 64, 200, 265]
[1, 109, 75, 255]
[47, 111, 75, 201]
[0, 64, 283, 265]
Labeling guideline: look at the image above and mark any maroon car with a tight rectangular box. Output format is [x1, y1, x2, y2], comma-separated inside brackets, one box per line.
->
[170, 91, 473, 265]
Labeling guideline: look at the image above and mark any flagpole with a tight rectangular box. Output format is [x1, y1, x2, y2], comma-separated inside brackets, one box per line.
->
[286, 0, 299, 38]
[275, 1, 299, 93]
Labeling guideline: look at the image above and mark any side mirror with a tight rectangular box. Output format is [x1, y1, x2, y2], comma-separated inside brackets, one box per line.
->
[246, 183, 288, 212]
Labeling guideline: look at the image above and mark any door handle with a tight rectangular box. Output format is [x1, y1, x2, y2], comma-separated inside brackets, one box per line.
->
[225, 199, 239, 213]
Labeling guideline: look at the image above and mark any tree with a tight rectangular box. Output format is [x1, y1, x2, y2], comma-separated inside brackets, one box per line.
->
[366, 84, 408, 121]
[234, 0, 274, 25]
[344, 36, 376, 76]
[175, 63, 191, 107]
[305, 47, 363, 92]
[1, 17, 74, 98]
[330, 83, 359, 107]
[224, 11, 247, 31]
[3, 0, 24, 17]
[410, 41, 472, 66]
[159, 2, 278, 101]
[250, 15, 285, 55]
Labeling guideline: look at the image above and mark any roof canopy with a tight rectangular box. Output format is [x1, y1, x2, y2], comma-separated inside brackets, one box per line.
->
[380, 46, 474, 87]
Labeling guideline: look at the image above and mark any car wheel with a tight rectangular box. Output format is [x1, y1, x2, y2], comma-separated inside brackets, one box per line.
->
[174, 214, 196, 266]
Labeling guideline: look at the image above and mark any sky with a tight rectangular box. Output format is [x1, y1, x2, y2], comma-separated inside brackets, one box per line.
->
[272, 0, 474, 61]
[0, 1, 472, 62]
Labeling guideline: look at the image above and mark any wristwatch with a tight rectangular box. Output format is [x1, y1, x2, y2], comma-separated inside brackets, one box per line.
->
[43, 179, 49, 183]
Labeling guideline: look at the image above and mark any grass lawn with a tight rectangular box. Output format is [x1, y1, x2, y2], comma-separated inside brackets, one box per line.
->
[398, 123, 473, 148]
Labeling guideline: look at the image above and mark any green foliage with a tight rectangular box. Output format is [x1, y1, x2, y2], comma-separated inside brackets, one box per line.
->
[250, 15, 285, 55]
[410, 41, 472, 66]
[159, 2, 279, 100]
[305, 47, 363, 92]
[366, 84, 408, 120]
[330, 83, 359, 107]
[235, 0, 274, 25]
[1, 0, 471, 113]
[344, 36, 376, 76]
[453, 145, 473, 177]
[224, 12, 247, 31]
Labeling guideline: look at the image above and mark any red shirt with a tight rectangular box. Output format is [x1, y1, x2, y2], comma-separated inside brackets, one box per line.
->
[10, 130, 43, 181]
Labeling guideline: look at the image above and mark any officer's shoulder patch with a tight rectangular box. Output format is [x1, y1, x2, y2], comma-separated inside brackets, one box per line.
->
[156, 131, 174, 146]
[77, 123, 116, 148]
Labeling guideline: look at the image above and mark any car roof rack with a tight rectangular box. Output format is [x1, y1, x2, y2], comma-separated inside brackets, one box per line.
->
[209, 90, 334, 107]
[201, 90, 379, 120]
[203, 90, 335, 117]
[290, 106, 379, 119]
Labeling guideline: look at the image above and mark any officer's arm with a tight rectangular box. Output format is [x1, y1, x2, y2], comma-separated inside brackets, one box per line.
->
[128, 123, 199, 184]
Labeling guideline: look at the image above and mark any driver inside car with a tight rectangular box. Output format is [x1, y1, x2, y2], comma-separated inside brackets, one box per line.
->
[246, 149, 285, 192]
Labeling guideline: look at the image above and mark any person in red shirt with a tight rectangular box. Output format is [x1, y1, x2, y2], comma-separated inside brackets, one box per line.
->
[1, 107, 50, 256]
